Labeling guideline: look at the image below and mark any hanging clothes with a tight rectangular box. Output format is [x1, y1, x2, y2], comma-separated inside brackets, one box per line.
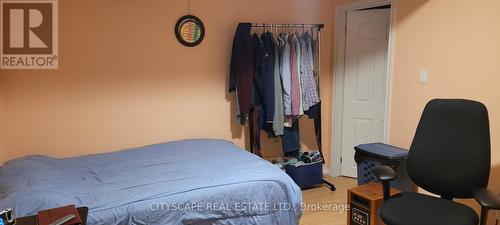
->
[261, 32, 276, 128]
[279, 33, 292, 117]
[229, 23, 323, 157]
[294, 34, 304, 116]
[273, 34, 285, 136]
[310, 33, 320, 90]
[300, 33, 320, 111]
[289, 34, 301, 117]
[282, 119, 301, 155]
[305, 102, 322, 149]
[252, 32, 277, 137]
[249, 33, 266, 154]
[229, 23, 254, 119]
[252, 33, 265, 110]
[249, 105, 262, 156]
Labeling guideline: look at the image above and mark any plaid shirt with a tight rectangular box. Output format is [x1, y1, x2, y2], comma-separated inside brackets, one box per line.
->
[299, 36, 320, 111]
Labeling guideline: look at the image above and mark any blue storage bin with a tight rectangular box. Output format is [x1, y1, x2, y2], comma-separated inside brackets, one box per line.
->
[285, 160, 323, 189]
[354, 143, 417, 192]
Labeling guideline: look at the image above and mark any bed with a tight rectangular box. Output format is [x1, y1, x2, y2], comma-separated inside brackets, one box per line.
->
[0, 139, 302, 225]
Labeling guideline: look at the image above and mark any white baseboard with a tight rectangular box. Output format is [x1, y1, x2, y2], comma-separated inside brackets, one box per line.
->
[323, 166, 333, 176]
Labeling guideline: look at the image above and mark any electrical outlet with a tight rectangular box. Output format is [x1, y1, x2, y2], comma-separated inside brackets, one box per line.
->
[419, 69, 429, 83]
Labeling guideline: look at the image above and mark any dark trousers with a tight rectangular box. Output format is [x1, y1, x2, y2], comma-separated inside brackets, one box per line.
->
[305, 102, 324, 163]
[249, 105, 262, 156]
[282, 119, 300, 154]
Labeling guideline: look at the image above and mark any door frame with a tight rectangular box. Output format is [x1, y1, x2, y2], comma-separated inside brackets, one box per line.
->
[330, 0, 397, 177]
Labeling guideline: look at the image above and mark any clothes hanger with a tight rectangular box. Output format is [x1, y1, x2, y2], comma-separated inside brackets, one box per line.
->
[303, 26, 311, 41]
[275, 24, 281, 45]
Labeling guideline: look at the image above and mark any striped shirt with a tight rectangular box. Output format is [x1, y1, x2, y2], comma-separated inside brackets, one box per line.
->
[289, 34, 301, 116]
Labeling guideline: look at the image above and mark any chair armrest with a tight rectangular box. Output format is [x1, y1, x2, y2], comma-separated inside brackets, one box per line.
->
[371, 166, 397, 201]
[473, 188, 500, 210]
[372, 166, 397, 182]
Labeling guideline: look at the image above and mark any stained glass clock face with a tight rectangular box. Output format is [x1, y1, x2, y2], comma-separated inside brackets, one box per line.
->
[175, 15, 205, 47]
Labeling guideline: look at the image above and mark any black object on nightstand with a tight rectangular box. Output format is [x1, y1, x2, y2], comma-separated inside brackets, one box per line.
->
[15, 207, 88, 225]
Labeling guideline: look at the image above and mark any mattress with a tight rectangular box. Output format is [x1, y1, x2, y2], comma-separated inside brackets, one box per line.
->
[0, 139, 302, 225]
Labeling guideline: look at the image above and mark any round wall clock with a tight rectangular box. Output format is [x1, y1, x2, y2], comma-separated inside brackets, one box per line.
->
[175, 15, 205, 47]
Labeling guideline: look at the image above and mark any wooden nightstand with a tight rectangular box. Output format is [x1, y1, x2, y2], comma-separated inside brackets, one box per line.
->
[14, 207, 88, 225]
[347, 182, 401, 225]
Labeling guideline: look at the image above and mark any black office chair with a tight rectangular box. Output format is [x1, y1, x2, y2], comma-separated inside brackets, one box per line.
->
[372, 99, 500, 225]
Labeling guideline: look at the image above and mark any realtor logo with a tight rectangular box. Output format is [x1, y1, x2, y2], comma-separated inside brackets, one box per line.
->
[1, 0, 58, 69]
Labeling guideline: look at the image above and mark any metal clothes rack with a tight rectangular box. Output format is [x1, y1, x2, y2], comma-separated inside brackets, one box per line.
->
[247, 22, 335, 192]
[251, 23, 324, 31]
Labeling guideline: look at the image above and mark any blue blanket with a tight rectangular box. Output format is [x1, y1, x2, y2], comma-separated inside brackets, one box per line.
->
[0, 139, 302, 225]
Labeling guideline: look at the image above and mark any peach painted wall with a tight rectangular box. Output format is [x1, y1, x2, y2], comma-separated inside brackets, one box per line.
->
[389, 0, 500, 222]
[0, 0, 351, 165]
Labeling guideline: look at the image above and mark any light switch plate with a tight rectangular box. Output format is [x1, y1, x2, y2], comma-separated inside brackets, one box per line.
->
[419, 69, 429, 83]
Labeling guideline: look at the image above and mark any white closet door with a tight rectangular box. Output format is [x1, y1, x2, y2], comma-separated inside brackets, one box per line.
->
[341, 8, 390, 178]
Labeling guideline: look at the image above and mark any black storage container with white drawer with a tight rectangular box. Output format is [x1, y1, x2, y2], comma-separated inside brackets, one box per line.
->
[354, 142, 417, 192]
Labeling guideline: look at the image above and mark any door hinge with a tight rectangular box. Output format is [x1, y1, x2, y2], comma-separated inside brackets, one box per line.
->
[340, 157, 343, 163]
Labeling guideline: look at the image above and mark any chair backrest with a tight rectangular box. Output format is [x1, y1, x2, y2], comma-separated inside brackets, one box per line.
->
[407, 99, 491, 199]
